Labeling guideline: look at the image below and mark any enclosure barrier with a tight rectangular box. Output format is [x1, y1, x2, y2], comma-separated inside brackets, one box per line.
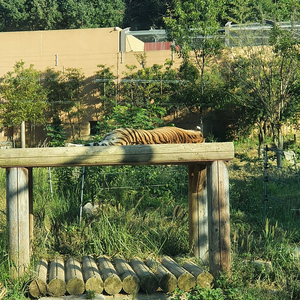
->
[0, 143, 234, 279]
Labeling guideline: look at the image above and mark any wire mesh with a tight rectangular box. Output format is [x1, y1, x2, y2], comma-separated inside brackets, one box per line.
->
[263, 146, 300, 218]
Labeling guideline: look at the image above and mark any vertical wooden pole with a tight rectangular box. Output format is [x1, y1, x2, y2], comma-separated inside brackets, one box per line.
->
[6, 167, 30, 278]
[20, 121, 25, 149]
[207, 161, 231, 277]
[188, 164, 209, 262]
[20, 121, 34, 253]
[28, 167, 33, 251]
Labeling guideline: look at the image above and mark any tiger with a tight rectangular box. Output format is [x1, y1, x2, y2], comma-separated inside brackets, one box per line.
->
[66, 126, 204, 147]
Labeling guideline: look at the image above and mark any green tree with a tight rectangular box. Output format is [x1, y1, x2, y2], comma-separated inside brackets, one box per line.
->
[0, 60, 48, 146]
[225, 0, 254, 24]
[24, 0, 62, 30]
[108, 104, 166, 129]
[164, 0, 225, 94]
[0, 0, 27, 31]
[95, 64, 116, 115]
[0, 0, 125, 31]
[44, 67, 85, 140]
[164, 0, 225, 131]
[223, 25, 300, 166]
[251, 0, 300, 23]
[121, 61, 178, 108]
[123, 0, 174, 30]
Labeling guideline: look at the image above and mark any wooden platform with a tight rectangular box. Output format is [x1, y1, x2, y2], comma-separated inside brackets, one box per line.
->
[29, 255, 214, 298]
[2, 143, 234, 279]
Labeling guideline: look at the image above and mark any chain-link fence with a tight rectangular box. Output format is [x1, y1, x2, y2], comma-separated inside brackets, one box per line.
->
[263, 146, 300, 218]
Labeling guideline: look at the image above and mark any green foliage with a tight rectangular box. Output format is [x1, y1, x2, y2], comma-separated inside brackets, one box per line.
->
[95, 64, 116, 115]
[120, 61, 179, 108]
[164, 0, 224, 60]
[220, 24, 300, 159]
[30, 164, 190, 258]
[45, 67, 85, 139]
[164, 0, 224, 96]
[225, 0, 254, 24]
[0, 60, 48, 127]
[86, 289, 96, 299]
[45, 116, 67, 147]
[123, 0, 173, 30]
[110, 104, 166, 129]
[0, 0, 125, 31]
[172, 286, 225, 300]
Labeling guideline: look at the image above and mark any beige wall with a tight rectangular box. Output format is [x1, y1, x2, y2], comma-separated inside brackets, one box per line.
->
[0, 27, 120, 77]
[0, 27, 182, 145]
[0, 27, 181, 79]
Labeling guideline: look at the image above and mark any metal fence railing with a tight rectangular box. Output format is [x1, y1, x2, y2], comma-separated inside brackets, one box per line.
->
[125, 21, 300, 49]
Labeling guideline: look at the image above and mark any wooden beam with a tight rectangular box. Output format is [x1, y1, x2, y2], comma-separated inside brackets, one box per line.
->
[0, 143, 234, 168]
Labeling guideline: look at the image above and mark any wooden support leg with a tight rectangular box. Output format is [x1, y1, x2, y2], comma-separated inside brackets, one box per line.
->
[207, 161, 231, 277]
[6, 167, 30, 278]
[188, 164, 208, 262]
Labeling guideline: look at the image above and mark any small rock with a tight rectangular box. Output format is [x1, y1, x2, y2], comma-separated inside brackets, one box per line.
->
[83, 202, 99, 216]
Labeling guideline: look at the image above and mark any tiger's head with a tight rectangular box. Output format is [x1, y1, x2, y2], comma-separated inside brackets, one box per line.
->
[93, 129, 127, 146]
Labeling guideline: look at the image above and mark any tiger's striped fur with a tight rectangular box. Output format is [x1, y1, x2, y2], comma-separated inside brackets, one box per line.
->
[92, 126, 204, 146]
[65, 126, 204, 147]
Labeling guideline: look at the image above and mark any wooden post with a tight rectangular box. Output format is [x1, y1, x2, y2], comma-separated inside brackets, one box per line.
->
[6, 167, 30, 278]
[207, 161, 231, 277]
[20, 122, 34, 253]
[28, 168, 33, 253]
[188, 164, 208, 262]
[20, 121, 25, 149]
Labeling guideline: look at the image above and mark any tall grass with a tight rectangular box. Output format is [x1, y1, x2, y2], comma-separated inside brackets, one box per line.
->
[31, 165, 190, 260]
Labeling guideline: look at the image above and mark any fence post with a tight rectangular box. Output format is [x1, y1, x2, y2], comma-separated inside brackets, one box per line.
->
[188, 164, 209, 262]
[207, 161, 231, 277]
[6, 167, 30, 278]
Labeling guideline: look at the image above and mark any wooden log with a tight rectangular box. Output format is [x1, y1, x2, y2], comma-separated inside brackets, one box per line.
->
[6, 167, 30, 278]
[146, 257, 177, 293]
[182, 261, 214, 288]
[113, 255, 140, 294]
[188, 164, 208, 262]
[207, 161, 231, 277]
[97, 255, 122, 295]
[82, 255, 103, 294]
[48, 258, 66, 297]
[161, 256, 195, 292]
[130, 257, 159, 294]
[0, 143, 234, 168]
[65, 257, 85, 295]
[29, 259, 48, 298]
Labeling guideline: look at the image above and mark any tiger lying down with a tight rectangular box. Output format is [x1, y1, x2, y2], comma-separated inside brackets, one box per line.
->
[66, 126, 204, 147]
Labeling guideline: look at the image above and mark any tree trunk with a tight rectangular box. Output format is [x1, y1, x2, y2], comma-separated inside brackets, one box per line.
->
[276, 129, 283, 168]
[272, 123, 283, 168]
[257, 122, 265, 158]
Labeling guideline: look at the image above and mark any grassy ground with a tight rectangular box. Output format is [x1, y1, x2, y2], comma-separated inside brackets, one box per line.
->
[0, 139, 300, 299]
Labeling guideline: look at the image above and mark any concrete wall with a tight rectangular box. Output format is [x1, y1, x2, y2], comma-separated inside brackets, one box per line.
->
[0, 27, 120, 77]
[0, 27, 180, 79]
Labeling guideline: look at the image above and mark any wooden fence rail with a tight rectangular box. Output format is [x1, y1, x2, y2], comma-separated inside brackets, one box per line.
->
[0, 143, 234, 279]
